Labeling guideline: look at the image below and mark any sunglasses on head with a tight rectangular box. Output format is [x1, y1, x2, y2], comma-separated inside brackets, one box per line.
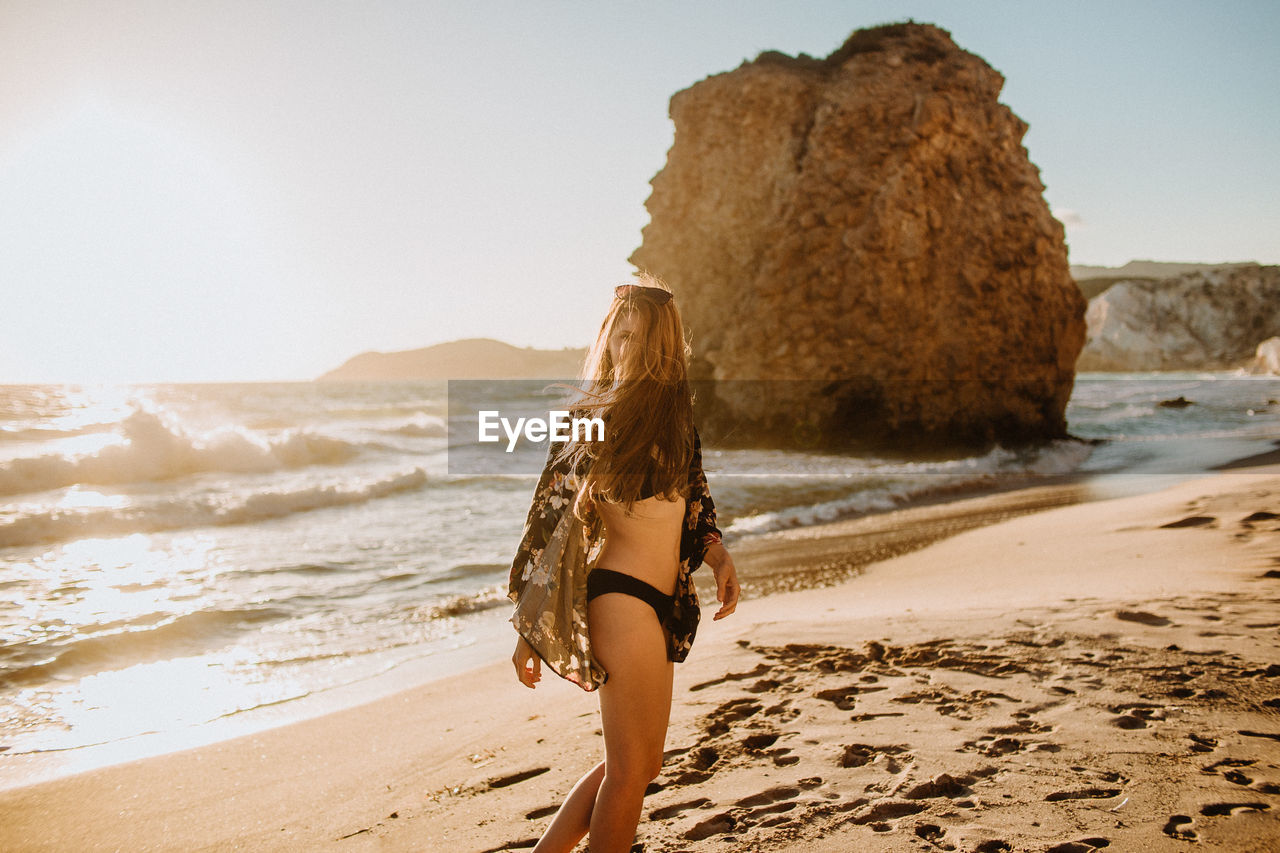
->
[614, 284, 673, 305]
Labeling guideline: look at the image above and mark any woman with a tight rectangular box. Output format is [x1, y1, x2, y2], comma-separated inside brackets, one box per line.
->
[508, 276, 740, 852]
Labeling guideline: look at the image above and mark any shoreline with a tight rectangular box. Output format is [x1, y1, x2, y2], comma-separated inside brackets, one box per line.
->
[1, 453, 1278, 850]
[0, 448, 1141, 791]
[1, 436, 1275, 790]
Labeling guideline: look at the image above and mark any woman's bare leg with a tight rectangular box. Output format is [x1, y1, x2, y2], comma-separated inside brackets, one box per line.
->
[530, 596, 673, 852]
[586, 595, 674, 852]
[532, 760, 604, 853]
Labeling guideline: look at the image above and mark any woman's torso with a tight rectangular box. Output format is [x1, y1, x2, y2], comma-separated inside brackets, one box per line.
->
[593, 494, 686, 596]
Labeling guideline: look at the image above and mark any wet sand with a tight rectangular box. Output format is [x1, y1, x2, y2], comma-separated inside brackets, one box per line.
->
[1, 464, 1277, 851]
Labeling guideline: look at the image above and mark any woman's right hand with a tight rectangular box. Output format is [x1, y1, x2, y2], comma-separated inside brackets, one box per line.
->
[512, 635, 541, 688]
[704, 542, 740, 621]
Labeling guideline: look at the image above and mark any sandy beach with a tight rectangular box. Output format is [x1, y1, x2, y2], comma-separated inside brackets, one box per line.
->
[2, 462, 1278, 852]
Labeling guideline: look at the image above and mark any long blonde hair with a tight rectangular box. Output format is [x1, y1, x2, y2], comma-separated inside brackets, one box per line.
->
[557, 274, 695, 520]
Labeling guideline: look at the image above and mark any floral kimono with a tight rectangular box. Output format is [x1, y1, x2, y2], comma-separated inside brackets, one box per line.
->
[508, 427, 723, 691]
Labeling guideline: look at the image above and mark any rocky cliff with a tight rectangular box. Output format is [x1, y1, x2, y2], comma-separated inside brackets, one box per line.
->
[631, 22, 1085, 449]
[1077, 264, 1280, 371]
[1253, 338, 1280, 375]
[1070, 261, 1258, 301]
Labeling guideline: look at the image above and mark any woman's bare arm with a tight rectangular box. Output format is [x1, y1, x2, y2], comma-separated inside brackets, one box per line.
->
[703, 541, 739, 620]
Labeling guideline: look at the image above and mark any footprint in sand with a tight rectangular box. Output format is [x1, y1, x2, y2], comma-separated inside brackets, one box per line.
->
[689, 662, 773, 692]
[660, 745, 720, 789]
[1112, 712, 1149, 730]
[1241, 511, 1279, 524]
[1044, 788, 1123, 802]
[960, 735, 1027, 757]
[1071, 767, 1126, 784]
[815, 683, 889, 710]
[1240, 729, 1280, 742]
[1199, 801, 1271, 816]
[683, 811, 736, 841]
[1222, 769, 1254, 786]
[913, 822, 951, 847]
[902, 772, 973, 800]
[764, 700, 800, 721]
[851, 711, 907, 721]
[1202, 759, 1280, 794]
[478, 838, 539, 852]
[847, 799, 925, 826]
[1160, 515, 1217, 528]
[703, 697, 763, 735]
[689, 746, 719, 771]
[1202, 757, 1253, 773]
[1114, 609, 1173, 626]
[1163, 814, 1197, 840]
[987, 718, 1053, 736]
[677, 785, 816, 841]
[486, 767, 550, 789]
[648, 797, 710, 820]
[840, 743, 913, 770]
[735, 785, 801, 807]
[771, 750, 800, 767]
[746, 676, 785, 693]
[1188, 733, 1218, 753]
[1108, 702, 1165, 730]
[524, 804, 559, 820]
[662, 697, 789, 790]
[1240, 663, 1280, 677]
[742, 732, 781, 751]
[1045, 839, 1111, 852]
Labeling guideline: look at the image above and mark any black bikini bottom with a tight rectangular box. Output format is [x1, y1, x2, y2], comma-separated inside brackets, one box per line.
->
[587, 568, 674, 623]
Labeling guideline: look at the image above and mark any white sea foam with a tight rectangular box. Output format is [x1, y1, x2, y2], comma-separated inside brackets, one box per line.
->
[723, 440, 1095, 536]
[0, 468, 429, 548]
[383, 413, 448, 437]
[0, 406, 375, 496]
[0, 421, 120, 442]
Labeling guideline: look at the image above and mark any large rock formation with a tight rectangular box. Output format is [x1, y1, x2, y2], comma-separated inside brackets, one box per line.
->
[1077, 264, 1280, 371]
[631, 22, 1085, 449]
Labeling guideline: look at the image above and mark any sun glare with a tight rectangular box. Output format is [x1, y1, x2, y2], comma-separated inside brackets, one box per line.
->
[2, 99, 283, 384]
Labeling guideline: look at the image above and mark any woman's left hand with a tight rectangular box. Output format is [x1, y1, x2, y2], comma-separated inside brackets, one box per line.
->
[705, 542, 739, 620]
[512, 635, 541, 688]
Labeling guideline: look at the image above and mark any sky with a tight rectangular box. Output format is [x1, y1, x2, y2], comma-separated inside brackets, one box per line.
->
[2, 1, 1277, 384]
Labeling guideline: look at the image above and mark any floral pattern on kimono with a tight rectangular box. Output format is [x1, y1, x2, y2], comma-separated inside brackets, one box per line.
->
[508, 427, 723, 691]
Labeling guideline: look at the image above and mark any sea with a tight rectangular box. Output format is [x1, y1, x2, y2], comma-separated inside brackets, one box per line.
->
[2, 373, 1279, 784]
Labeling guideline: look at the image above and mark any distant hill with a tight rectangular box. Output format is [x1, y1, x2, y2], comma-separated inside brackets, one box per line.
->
[317, 338, 587, 381]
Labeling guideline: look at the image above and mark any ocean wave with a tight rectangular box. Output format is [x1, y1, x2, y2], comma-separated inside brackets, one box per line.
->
[0, 606, 290, 686]
[0, 407, 378, 496]
[379, 413, 448, 437]
[219, 560, 359, 579]
[725, 440, 1095, 536]
[429, 562, 508, 584]
[0, 421, 121, 442]
[0, 468, 429, 548]
[421, 584, 509, 618]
